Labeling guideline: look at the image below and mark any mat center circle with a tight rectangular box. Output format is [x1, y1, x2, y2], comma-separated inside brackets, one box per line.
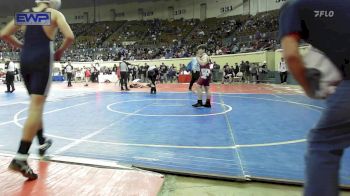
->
[106, 99, 232, 117]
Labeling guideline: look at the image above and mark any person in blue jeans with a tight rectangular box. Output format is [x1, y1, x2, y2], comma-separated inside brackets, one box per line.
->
[279, 1, 350, 195]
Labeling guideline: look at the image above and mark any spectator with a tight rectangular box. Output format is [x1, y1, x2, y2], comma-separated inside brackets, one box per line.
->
[4, 58, 15, 93]
[84, 67, 91, 87]
[279, 57, 288, 84]
[65, 59, 74, 87]
[234, 63, 239, 76]
[249, 63, 258, 84]
[222, 65, 233, 84]
[212, 62, 221, 82]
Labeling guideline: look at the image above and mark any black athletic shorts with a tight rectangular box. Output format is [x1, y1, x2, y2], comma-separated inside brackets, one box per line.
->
[20, 43, 53, 96]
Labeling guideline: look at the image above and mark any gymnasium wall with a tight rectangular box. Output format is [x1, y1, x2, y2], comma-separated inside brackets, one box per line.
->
[211, 51, 267, 67]
[0, 0, 285, 26]
[61, 0, 281, 24]
[249, 0, 286, 15]
[63, 0, 244, 23]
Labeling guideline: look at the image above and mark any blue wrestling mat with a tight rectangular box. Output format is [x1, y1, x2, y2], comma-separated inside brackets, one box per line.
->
[1, 90, 349, 186]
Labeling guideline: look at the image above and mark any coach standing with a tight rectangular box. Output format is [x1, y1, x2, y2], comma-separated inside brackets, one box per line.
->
[5, 58, 15, 93]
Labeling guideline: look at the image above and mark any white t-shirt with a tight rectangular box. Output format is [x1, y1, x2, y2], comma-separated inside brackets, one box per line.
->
[120, 62, 128, 72]
[66, 64, 73, 73]
[6, 61, 15, 72]
[148, 65, 156, 71]
[279, 61, 288, 72]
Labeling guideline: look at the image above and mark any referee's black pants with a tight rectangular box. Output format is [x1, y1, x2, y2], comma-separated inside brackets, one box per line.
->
[120, 71, 129, 90]
[148, 75, 157, 93]
[5, 71, 15, 92]
[189, 71, 200, 90]
[67, 72, 73, 87]
[280, 71, 288, 83]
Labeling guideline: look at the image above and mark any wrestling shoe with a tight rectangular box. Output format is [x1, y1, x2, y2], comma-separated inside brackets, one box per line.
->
[39, 139, 52, 157]
[8, 158, 38, 180]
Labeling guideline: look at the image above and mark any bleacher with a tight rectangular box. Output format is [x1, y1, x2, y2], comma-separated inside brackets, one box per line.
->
[0, 10, 280, 62]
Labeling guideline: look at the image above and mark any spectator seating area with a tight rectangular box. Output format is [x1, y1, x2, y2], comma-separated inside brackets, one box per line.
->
[0, 10, 280, 62]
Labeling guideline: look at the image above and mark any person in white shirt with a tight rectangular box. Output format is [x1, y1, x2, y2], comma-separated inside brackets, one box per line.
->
[120, 61, 130, 91]
[4, 58, 15, 93]
[94, 63, 101, 83]
[279, 57, 288, 84]
[65, 59, 73, 87]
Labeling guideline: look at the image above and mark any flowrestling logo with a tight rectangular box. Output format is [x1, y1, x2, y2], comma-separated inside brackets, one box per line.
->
[314, 10, 334, 18]
[15, 12, 51, 25]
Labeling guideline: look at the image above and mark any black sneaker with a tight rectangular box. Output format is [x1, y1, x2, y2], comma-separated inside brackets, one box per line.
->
[203, 103, 211, 108]
[8, 159, 38, 180]
[192, 103, 203, 107]
[39, 139, 52, 157]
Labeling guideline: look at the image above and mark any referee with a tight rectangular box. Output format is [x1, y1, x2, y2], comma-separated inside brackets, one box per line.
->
[280, 1, 350, 195]
[4, 58, 15, 93]
[120, 60, 130, 91]
[188, 57, 200, 91]
[65, 58, 73, 87]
